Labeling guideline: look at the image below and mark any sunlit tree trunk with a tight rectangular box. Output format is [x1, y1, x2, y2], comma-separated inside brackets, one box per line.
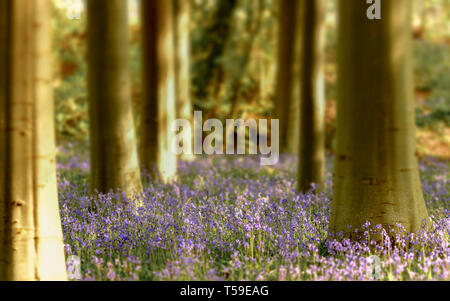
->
[330, 0, 430, 236]
[87, 0, 142, 195]
[141, 0, 177, 183]
[173, 0, 194, 161]
[297, 0, 326, 192]
[275, 0, 298, 154]
[0, 0, 67, 280]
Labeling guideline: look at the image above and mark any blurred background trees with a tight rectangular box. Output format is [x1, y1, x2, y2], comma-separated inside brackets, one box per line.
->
[174, 0, 194, 161]
[297, 0, 326, 192]
[52, 0, 449, 160]
[87, 0, 142, 195]
[275, 0, 298, 154]
[140, 0, 178, 183]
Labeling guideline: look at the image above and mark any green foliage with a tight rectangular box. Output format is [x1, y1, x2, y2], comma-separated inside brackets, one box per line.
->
[414, 41, 449, 91]
[414, 41, 450, 127]
[52, 3, 88, 142]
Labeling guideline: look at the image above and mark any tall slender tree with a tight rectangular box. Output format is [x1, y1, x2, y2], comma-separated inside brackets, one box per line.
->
[330, 0, 430, 236]
[286, 3, 302, 156]
[140, 0, 177, 183]
[297, 0, 326, 192]
[0, 0, 67, 280]
[275, 0, 298, 154]
[173, 0, 194, 161]
[87, 0, 142, 195]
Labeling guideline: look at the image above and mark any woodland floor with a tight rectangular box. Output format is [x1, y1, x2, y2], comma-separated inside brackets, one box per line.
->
[58, 146, 449, 281]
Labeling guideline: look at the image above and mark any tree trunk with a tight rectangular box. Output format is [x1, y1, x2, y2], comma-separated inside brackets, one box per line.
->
[141, 0, 178, 183]
[87, 0, 142, 195]
[297, 0, 326, 192]
[330, 0, 430, 236]
[173, 0, 194, 161]
[274, 0, 298, 154]
[0, 0, 67, 280]
[286, 6, 302, 156]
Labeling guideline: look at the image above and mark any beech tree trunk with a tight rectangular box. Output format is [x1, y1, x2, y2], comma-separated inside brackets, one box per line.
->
[87, 0, 142, 195]
[141, 0, 178, 183]
[286, 3, 302, 156]
[330, 0, 430, 236]
[275, 0, 298, 154]
[174, 0, 194, 161]
[297, 0, 326, 192]
[0, 0, 67, 280]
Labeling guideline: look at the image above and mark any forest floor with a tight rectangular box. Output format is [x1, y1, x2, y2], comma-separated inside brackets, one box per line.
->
[58, 146, 449, 281]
